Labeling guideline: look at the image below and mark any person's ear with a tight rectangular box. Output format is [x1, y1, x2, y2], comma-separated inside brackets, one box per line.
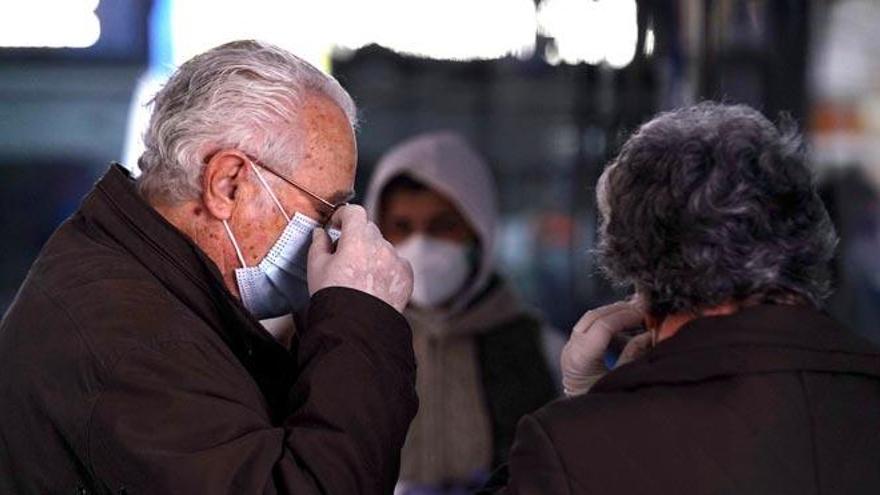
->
[202, 150, 249, 220]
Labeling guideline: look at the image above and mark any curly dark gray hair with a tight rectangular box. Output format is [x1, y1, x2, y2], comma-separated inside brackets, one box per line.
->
[596, 102, 838, 317]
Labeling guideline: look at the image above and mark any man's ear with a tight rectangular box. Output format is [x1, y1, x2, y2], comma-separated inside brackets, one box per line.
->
[202, 150, 249, 220]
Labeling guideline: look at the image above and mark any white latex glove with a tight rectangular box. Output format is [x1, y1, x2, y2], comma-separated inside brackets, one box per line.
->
[308, 205, 414, 313]
[560, 298, 651, 397]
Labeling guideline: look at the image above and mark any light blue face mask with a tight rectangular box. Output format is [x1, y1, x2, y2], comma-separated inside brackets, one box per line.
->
[223, 163, 340, 319]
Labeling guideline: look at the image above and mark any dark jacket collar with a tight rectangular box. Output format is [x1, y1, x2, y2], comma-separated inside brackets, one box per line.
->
[81, 164, 297, 415]
[593, 304, 880, 393]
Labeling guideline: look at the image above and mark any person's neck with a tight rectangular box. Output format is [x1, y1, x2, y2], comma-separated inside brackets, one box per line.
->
[654, 302, 741, 343]
[152, 201, 195, 233]
[152, 200, 240, 297]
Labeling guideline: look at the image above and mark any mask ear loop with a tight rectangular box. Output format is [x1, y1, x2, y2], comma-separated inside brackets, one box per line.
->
[222, 220, 248, 268]
[248, 161, 291, 222]
[221, 158, 292, 270]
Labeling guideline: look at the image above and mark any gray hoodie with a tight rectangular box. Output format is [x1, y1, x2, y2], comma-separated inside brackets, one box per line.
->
[366, 131, 562, 488]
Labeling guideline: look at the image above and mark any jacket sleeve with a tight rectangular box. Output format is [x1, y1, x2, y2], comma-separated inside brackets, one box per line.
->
[492, 414, 571, 495]
[86, 287, 418, 495]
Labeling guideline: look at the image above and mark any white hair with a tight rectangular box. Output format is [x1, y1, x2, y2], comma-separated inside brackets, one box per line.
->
[137, 40, 357, 204]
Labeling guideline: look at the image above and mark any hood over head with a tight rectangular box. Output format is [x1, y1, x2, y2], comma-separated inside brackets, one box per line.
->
[365, 130, 498, 313]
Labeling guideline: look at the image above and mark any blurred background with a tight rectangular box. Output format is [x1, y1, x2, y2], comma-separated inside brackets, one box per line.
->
[1, 0, 879, 342]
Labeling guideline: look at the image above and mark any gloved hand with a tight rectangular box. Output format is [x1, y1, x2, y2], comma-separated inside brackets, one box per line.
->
[560, 298, 651, 397]
[308, 205, 414, 313]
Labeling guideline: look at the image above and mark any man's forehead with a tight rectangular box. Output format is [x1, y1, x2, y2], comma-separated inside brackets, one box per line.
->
[266, 92, 356, 204]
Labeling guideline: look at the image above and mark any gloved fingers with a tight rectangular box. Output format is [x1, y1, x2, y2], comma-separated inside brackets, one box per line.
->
[561, 334, 609, 376]
[569, 303, 644, 365]
[330, 204, 368, 226]
[616, 331, 653, 367]
[391, 257, 414, 296]
[589, 304, 645, 338]
[364, 221, 384, 243]
[562, 299, 649, 397]
[562, 301, 645, 374]
[562, 324, 613, 373]
[331, 205, 368, 251]
[572, 300, 639, 335]
[562, 373, 605, 398]
[308, 227, 331, 260]
[627, 292, 649, 313]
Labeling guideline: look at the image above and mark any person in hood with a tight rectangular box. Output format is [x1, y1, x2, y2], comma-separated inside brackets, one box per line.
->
[0, 40, 417, 493]
[365, 131, 563, 493]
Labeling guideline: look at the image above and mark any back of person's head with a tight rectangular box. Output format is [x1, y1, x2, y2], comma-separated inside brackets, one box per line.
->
[597, 102, 838, 318]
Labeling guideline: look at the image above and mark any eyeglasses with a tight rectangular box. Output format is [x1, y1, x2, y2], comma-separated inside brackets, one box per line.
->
[243, 153, 349, 223]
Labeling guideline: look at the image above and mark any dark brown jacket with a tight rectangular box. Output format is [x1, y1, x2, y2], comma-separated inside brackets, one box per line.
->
[493, 304, 880, 495]
[0, 165, 418, 494]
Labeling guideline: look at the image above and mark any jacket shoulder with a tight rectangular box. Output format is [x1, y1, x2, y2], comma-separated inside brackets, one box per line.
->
[29, 214, 157, 296]
[531, 391, 647, 437]
[3, 216, 216, 371]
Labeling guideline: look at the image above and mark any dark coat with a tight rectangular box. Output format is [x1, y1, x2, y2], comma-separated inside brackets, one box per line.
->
[0, 165, 418, 494]
[476, 312, 558, 468]
[493, 304, 880, 495]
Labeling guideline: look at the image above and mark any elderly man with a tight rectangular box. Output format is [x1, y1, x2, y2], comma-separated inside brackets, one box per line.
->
[0, 40, 417, 493]
[490, 103, 880, 494]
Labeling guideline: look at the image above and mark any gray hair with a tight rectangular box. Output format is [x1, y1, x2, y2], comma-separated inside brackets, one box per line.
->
[137, 40, 357, 204]
[596, 102, 838, 317]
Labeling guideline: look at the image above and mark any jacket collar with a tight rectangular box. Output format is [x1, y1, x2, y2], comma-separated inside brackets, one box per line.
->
[81, 164, 297, 416]
[593, 304, 880, 393]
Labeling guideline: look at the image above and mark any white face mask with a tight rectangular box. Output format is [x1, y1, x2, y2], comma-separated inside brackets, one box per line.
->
[395, 234, 471, 309]
[223, 163, 340, 319]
